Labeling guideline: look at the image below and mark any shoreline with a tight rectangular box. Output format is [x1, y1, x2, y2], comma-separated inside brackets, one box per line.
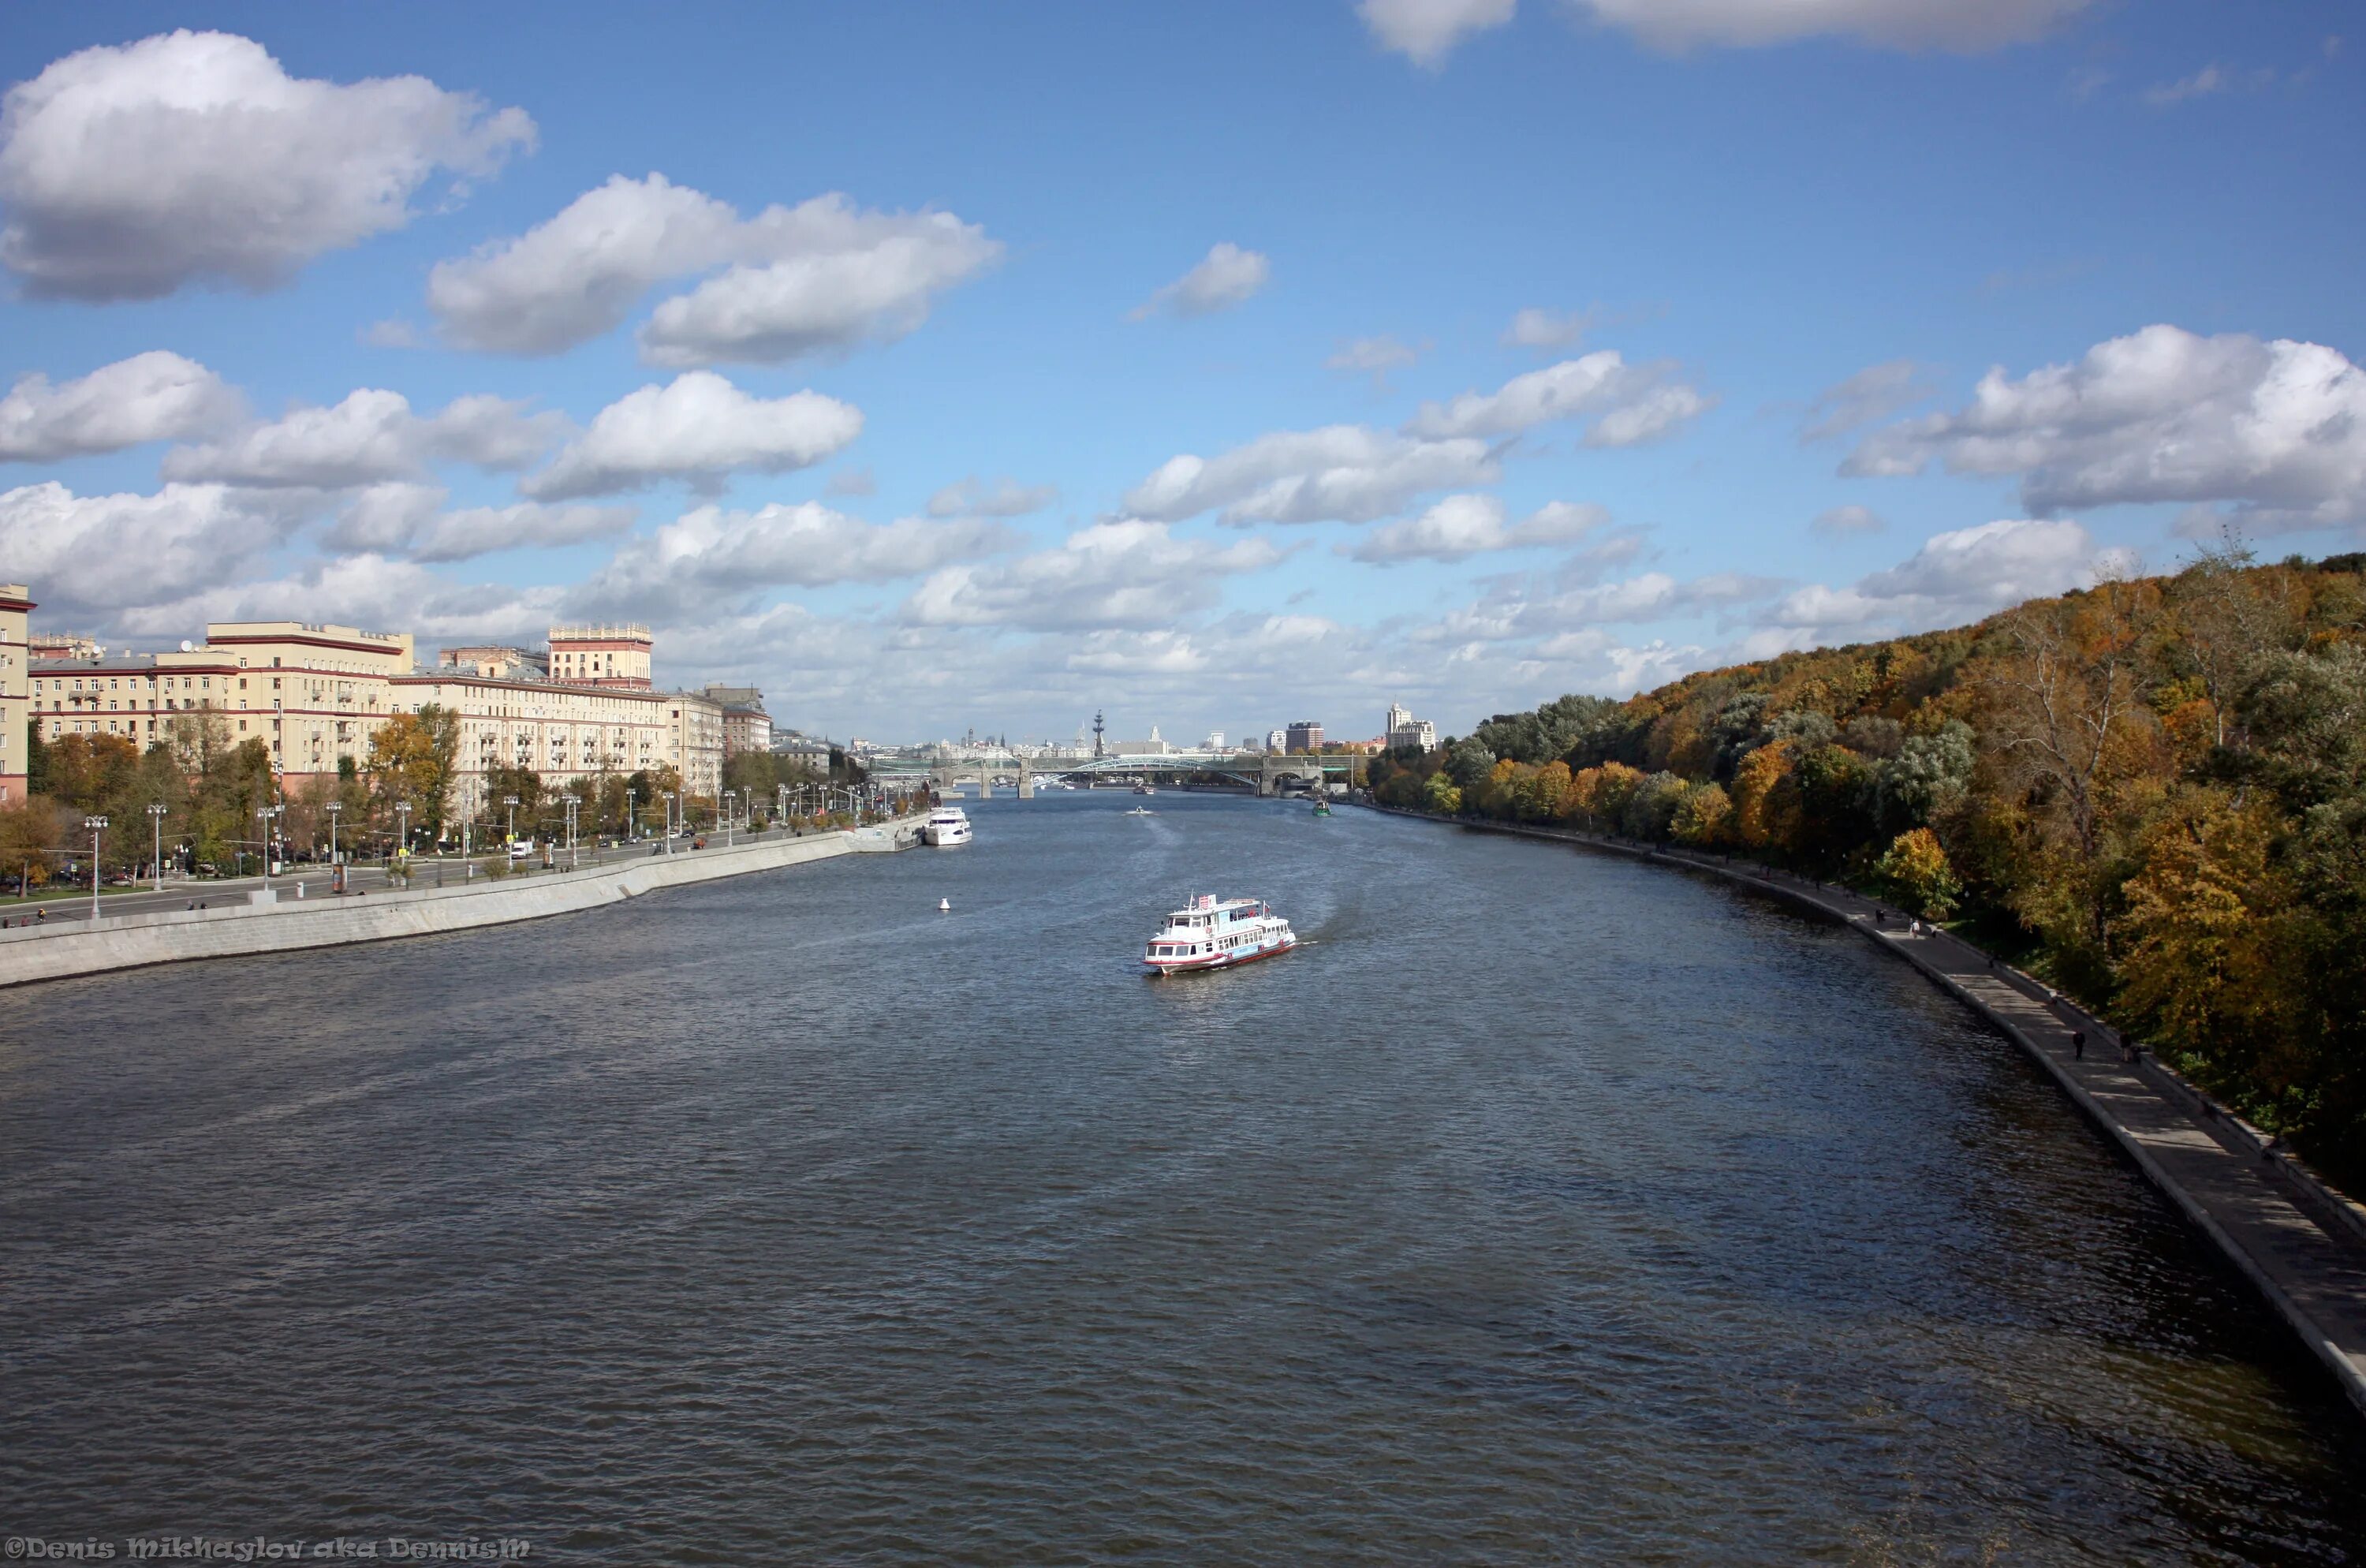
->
[0, 825, 909, 991]
[1357, 800, 2366, 1421]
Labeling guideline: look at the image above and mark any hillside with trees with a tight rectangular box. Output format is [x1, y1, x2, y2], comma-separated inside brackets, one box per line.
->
[1369, 547, 2366, 1188]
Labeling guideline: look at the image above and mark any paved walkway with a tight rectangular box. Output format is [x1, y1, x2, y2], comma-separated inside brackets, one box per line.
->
[1374, 806, 2366, 1419]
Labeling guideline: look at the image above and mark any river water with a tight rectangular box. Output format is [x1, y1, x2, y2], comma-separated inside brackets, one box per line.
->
[4, 793, 2362, 1564]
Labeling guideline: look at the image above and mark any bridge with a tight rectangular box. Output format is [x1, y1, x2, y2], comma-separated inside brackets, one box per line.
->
[870, 751, 1364, 798]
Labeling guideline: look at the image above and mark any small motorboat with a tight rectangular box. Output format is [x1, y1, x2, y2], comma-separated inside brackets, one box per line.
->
[1312, 799, 1332, 817]
[1125, 806, 1155, 816]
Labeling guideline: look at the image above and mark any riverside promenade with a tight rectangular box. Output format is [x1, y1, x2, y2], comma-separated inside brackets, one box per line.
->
[0, 823, 913, 991]
[1365, 803, 2366, 1420]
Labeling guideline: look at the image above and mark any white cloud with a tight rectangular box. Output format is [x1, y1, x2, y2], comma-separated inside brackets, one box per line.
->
[1764, 517, 2110, 640]
[1122, 424, 1499, 525]
[323, 484, 635, 563]
[1844, 325, 2366, 532]
[0, 480, 306, 613]
[1359, 0, 1519, 65]
[2144, 63, 2272, 106]
[1569, 0, 2093, 53]
[1811, 503, 1887, 536]
[901, 520, 1283, 632]
[0, 352, 241, 462]
[1130, 242, 1271, 320]
[1327, 334, 1423, 386]
[926, 476, 1058, 517]
[524, 372, 863, 499]
[161, 390, 565, 487]
[573, 502, 1011, 620]
[114, 554, 564, 649]
[827, 466, 878, 498]
[1802, 359, 1930, 440]
[1405, 352, 1711, 445]
[361, 319, 422, 349]
[1502, 307, 1597, 349]
[1349, 495, 1610, 562]
[0, 30, 532, 301]
[426, 175, 998, 362]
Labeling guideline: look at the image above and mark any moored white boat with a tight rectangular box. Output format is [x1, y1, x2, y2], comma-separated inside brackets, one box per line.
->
[1143, 893, 1295, 974]
[923, 805, 973, 846]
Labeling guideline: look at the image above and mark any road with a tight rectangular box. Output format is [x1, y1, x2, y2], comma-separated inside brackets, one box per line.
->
[2, 825, 855, 926]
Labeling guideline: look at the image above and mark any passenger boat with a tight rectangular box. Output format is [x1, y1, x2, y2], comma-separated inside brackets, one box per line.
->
[923, 805, 973, 846]
[1143, 894, 1296, 974]
[1133, 783, 1156, 795]
[1312, 799, 1332, 817]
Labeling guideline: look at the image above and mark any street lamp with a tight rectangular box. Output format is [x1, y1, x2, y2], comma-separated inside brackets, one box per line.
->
[723, 789, 737, 849]
[327, 799, 341, 870]
[503, 794, 520, 849]
[625, 786, 637, 844]
[256, 805, 282, 890]
[661, 790, 677, 856]
[147, 801, 168, 892]
[84, 815, 106, 921]
[564, 796, 580, 869]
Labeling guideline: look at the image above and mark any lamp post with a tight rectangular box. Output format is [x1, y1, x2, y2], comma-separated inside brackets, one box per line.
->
[723, 790, 737, 849]
[84, 815, 106, 921]
[327, 799, 341, 870]
[503, 794, 520, 849]
[564, 797, 579, 869]
[256, 805, 282, 890]
[625, 786, 636, 844]
[147, 802, 168, 891]
[661, 791, 677, 856]
[396, 801, 412, 861]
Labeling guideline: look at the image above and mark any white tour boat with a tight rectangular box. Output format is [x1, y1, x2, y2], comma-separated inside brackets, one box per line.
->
[1143, 893, 1296, 975]
[923, 805, 973, 847]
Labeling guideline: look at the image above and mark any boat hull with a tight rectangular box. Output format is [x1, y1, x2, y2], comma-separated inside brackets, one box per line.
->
[1144, 935, 1296, 975]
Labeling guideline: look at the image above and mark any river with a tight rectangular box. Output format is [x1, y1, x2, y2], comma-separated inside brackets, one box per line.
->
[3, 792, 2361, 1563]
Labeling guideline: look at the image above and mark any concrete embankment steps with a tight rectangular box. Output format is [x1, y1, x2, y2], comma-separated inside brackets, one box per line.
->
[0, 825, 911, 991]
[1360, 802, 2366, 1421]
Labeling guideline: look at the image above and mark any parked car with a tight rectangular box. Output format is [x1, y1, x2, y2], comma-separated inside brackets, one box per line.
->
[508, 842, 534, 862]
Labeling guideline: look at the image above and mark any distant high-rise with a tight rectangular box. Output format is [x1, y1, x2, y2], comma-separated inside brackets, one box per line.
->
[1385, 700, 1436, 752]
[1201, 730, 1225, 750]
[1266, 727, 1286, 752]
[1286, 719, 1323, 753]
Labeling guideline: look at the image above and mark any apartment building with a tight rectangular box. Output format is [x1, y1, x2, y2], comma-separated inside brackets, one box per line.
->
[0, 584, 32, 803]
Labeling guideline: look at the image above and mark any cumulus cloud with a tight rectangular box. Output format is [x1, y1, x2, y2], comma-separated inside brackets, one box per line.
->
[524, 372, 862, 499]
[1844, 325, 2366, 532]
[161, 390, 565, 488]
[1122, 424, 1499, 525]
[114, 553, 564, 648]
[1569, 0, 2093, 53]
[426, 175, 998, 362]
[1763, 517, 2112, 639]
[1358, 0, 1519, 65]
[0, 480, 308, 613]
[926, 476, 1058, 517]
[0, 351, 241, 462]
[1811, 503, 1887, 536]
[1802, 359, 1931, 440]
[1349, 495, 1610, 562]
[1502, 307, 1598, 349]
[1327, 334, 1423, 387]
[1130, 243, 1271, 320]
[573, 502, 1011, 620]
[0, 30, 532, 301]
[1405, 352, 1711, 445]
[901, 521, 1283, 632]
[323, 484, 634, 562]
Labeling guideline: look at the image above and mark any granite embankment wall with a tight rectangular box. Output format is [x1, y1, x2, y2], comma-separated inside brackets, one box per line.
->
[1363, 801, 2366, 1420]
[0, 828, 902, 990]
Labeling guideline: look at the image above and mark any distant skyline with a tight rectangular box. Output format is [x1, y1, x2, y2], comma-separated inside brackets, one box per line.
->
[2, 2, 2360, 744]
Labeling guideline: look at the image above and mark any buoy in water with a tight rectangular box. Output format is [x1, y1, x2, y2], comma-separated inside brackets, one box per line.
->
[939, 898, 951, 912]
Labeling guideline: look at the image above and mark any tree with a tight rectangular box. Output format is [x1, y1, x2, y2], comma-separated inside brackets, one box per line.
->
[1875, 828, 1962, 920]
[368, 705, 459, 838]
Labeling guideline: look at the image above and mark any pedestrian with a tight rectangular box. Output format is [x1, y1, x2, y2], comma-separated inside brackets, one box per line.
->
[185, 901, 193, 911]
[2073, 1030, 2086, 1060]
[35, 907, 45, 923]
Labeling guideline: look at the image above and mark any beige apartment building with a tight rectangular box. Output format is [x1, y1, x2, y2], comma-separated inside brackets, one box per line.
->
[23, 599, 726, 826]
[0, 584, 32, 803]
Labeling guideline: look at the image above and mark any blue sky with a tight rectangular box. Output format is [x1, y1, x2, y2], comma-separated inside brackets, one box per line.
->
[2, 1, 2360, 745]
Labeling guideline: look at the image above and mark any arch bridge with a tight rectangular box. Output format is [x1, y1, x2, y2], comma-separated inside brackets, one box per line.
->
[875, 751, 1363, 798]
